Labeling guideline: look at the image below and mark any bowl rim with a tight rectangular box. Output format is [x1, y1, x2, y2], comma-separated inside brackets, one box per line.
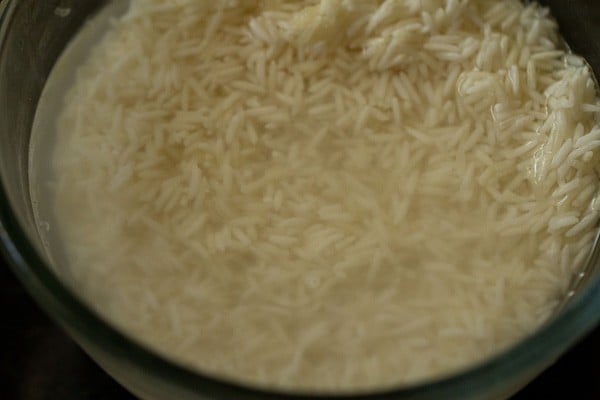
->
[1, 0, 600, 399]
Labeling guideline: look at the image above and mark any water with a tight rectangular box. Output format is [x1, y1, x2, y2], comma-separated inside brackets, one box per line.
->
[25, 1, 600, 391]
[29, 1, 128, 278]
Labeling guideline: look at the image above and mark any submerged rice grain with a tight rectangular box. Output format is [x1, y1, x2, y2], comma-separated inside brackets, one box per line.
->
[49, 0, 600, 392]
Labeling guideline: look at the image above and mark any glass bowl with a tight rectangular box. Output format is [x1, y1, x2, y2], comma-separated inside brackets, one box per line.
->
[0, 1, 599, 399]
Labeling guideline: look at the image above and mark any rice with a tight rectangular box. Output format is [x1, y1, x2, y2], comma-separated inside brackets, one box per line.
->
[44, 0, 600, 392]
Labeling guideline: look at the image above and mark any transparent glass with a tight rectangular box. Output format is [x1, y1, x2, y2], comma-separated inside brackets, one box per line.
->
[0, 1, 599, 399]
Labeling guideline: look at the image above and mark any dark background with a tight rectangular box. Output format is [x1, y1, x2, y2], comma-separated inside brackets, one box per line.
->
[0, 260, 599, 399]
